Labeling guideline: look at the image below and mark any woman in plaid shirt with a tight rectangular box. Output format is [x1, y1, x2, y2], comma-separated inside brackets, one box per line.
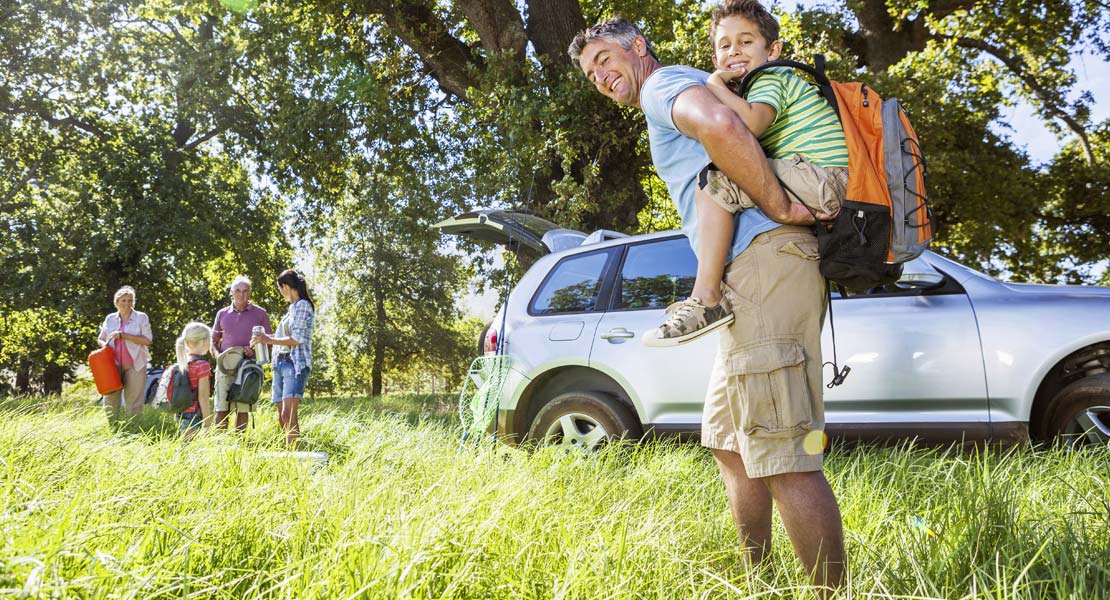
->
[252, 269, 315, 445]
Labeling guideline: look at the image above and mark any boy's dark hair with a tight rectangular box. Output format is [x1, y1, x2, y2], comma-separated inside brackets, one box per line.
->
[709, 0, 780, 48]
[568, 16, 657, 63]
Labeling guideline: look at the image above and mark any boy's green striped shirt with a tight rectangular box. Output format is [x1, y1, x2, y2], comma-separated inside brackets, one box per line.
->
[744, 67, 848, 168]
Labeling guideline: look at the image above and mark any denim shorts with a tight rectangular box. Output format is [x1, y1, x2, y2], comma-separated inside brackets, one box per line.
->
[178, 411, 203, 432]
[272, 355, 309, 403]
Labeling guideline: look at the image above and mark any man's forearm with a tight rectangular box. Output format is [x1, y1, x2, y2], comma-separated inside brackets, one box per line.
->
[672, 85, 814, 225]
[700, 121, 802, 224]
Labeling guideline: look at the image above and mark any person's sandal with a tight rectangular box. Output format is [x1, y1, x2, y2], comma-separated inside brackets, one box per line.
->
[641, 296, 733, 347]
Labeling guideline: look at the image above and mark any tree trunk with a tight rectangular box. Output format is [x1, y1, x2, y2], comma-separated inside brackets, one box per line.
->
[43, 364, 65, 395]
[371, 279, 386, 397]
[848, 0, 929, 71]
[15, 362, 31, 395]
[525, 0, 586, 66]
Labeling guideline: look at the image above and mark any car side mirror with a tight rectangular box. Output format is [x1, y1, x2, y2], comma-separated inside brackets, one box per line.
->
[896, 272, 945, 290]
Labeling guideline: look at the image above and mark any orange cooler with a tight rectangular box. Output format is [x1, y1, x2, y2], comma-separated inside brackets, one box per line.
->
[89, 345, 123, 395]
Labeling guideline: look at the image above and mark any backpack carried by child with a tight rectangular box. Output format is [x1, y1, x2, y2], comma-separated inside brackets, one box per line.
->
[227, 359, 265, 406]
[153, 359, 200, 414]
[739, 55, 933, 291]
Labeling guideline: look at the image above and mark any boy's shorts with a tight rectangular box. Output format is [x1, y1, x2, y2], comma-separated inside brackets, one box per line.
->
[699, 153, 847, 216]
[700, 225, 828, 479]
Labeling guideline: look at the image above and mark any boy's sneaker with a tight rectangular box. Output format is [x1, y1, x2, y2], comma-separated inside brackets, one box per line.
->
[641, 296, 734, 347]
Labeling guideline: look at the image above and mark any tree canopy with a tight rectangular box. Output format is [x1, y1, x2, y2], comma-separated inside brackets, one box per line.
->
[2, 0, 1108, 393]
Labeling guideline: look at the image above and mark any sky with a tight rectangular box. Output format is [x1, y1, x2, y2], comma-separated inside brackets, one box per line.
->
[999, 51, 1109, 164]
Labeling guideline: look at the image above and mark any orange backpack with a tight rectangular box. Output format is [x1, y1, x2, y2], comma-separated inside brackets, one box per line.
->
[740, 56, 933, 290]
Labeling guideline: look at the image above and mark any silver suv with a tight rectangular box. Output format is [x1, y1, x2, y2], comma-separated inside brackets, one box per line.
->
[438, 210, 1110, 449]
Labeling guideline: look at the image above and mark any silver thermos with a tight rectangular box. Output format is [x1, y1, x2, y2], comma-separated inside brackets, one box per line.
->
[252, 325, 270, 363]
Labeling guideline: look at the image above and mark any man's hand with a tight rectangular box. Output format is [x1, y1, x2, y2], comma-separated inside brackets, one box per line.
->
[779, 203, 839, 226]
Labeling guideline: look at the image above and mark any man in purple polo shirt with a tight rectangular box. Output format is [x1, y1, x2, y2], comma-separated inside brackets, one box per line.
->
[212, 275, 272, 431]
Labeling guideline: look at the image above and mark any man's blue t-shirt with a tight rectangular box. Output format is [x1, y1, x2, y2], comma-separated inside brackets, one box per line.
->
[639, 65, 780, 263]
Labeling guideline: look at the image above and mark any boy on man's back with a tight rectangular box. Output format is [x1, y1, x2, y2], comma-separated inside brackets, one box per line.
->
[643, 0, 848, 347]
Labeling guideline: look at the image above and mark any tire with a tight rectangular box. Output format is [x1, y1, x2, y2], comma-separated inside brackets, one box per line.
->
[1044, 373, 1110, 448]
[526, 391, 642, 450]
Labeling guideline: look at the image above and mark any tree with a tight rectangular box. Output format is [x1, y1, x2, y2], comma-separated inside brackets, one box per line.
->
[267, 0, 1109, 281]
[314, 173, 471, 397]
[5, 0, 1109, 394]
[0, 0, 291, 392]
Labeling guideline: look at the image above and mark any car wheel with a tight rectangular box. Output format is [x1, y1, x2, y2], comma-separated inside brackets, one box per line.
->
[1045, 374, 1110, 447]
[527, 391, 642, 450]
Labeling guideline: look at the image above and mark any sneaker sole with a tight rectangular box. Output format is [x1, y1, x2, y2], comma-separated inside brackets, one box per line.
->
[641, 313, 735, 348]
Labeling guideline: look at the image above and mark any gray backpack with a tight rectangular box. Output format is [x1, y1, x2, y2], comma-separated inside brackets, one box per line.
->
[740, 56, 933, 291]
[153, 361, 198, 413]
[228, 359, 264, 405]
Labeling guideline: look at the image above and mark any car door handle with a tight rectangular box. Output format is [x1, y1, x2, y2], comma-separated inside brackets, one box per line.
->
[600, 328, 636, 340]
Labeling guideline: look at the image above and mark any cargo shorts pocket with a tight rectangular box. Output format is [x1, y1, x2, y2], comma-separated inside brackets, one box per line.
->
[725, 339, 815, 438]
[698, 164, 754, 214]
[776, 154, 845, 216]
[777, 237, 820, 261]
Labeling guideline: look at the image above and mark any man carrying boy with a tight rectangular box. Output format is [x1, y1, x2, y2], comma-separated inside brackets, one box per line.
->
[569, 11, 845, 592]
[645, 0, 849, 347]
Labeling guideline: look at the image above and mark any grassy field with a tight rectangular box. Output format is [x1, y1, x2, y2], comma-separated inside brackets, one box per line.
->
[1, 390, 1108, 599]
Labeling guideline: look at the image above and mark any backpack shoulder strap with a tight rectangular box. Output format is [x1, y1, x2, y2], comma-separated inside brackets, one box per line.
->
[738, 55, 841, 121]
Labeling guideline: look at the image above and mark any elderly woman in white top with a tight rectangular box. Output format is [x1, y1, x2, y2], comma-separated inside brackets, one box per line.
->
[97, 286, 152, 418]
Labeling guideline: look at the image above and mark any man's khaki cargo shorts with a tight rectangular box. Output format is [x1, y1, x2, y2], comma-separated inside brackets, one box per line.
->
[700, 225, 828, 478]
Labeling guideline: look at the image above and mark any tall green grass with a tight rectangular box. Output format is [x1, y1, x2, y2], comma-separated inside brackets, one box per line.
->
[0, 393, 1107, 599]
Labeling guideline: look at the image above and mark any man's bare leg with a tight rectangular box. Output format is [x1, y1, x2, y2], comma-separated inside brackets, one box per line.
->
[764, 471, 845, 592]
[693, 189, 734, 307]
[710, 448, 773, 563]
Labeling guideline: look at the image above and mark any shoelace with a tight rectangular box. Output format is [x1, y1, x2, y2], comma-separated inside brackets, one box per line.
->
[663, 298, 702, 328]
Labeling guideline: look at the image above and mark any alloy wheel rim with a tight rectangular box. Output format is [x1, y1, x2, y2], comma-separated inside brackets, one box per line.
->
[544, 412, 609, 450]
[1064, 405, 1110, 447]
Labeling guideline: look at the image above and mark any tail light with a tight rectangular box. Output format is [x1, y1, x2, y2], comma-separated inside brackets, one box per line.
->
[484, 328, 498, 354]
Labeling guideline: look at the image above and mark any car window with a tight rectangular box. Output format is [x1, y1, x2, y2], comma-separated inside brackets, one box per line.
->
[617, 237, 697, 310]
[530, 250, 614, 315]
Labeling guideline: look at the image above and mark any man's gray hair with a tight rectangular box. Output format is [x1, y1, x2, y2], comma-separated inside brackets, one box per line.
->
[567, 17, 657, 63]
[230, 274, 252, 291]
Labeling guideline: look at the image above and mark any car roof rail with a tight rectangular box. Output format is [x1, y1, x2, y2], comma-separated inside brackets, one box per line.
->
[582, 229, 628, 246]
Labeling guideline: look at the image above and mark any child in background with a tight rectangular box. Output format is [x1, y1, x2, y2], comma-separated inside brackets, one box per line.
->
[644, 0, 847, 347]
[175, 322, 214, 437]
